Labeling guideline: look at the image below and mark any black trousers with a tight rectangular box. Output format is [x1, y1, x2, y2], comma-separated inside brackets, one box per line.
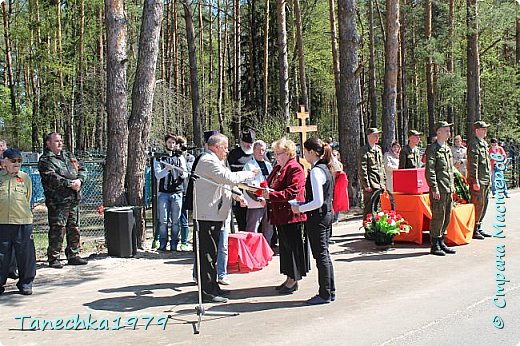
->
[0, 224, 36, 290]
[193, 220, 223, 295]
[232, 202, 248, 231]
[306, 212, 335, 300]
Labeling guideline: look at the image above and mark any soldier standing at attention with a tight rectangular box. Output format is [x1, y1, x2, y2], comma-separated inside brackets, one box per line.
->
[38, 132, 88, 268]
[467, 121, 492, 239]
[425, 121, 457, 256]
[399, 130, 423, 169]
[358, 128, 386, 221]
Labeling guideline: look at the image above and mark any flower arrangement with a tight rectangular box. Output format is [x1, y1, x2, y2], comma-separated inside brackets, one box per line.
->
[362, 210, 412, 237]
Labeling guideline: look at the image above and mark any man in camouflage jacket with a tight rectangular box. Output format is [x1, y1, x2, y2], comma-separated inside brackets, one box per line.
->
[358, 128, 386, 221]
[38, 132, 88, 268]
[425, 121, 457, 256]
[466, 121, 492, 239]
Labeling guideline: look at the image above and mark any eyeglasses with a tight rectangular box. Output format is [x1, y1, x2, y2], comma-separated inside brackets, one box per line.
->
[8, 158, 22, 163]
[273, 151, 287, 156]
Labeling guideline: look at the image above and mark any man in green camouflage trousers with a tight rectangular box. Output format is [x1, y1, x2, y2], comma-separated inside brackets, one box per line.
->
[425, 121, 456, 256]
[38, 132, 88, 268]
[466, 121, 492, 239]
[358, 128, 386, 221]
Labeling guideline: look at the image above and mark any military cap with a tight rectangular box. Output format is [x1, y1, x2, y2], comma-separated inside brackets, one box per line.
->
[366, 128, 382, 135]
[203, 130, 220, 143]
[434, 121, 453, 132]
[3, 148, 22, 159]
[241, 129, 256, 144]
[408, 130, 423, 136]
[473, 121, 490, 129]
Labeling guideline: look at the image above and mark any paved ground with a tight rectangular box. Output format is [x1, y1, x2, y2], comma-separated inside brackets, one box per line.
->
[1, 192, 519, 346]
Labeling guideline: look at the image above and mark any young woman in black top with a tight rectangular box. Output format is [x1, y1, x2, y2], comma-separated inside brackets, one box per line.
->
[291, 138, 336, 304]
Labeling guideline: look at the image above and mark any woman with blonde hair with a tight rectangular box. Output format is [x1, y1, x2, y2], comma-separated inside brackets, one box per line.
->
[263, 138, 309, 294]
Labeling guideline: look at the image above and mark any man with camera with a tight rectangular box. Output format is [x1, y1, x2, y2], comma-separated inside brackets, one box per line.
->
[154, 134, 188, 251]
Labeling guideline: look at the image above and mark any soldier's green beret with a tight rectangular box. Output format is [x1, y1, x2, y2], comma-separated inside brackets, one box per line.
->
[434, 121, 453, 132]
[408, 130, 422, 136]
[473, 121, 490, 129]
[367, 128, 382, 135]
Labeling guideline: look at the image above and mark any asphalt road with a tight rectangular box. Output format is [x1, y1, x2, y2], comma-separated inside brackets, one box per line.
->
[1, 191, 519, 345]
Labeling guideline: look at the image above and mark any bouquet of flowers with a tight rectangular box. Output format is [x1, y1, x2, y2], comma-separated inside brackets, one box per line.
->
[362, 210, 412, 239]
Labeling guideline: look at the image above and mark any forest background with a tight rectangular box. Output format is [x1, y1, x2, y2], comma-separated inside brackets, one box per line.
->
[0, 0, 518, 246]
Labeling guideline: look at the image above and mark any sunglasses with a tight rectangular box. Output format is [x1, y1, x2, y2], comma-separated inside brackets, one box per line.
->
[8, 158, 22, 163]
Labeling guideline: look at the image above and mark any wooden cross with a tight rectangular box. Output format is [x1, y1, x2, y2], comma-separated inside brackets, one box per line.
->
[287, 105, 318, 156]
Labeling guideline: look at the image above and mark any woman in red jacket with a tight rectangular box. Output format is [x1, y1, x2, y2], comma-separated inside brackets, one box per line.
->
[264, 138, 309, 294]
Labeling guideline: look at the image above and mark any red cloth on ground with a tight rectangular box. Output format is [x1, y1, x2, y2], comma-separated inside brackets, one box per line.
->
[227, 232, 274, 273]
[333, 171, 350, 212]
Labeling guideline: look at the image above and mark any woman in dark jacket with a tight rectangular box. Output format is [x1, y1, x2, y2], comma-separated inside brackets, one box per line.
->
[291, 138, 335, 304]
[264, 138, 309, 294]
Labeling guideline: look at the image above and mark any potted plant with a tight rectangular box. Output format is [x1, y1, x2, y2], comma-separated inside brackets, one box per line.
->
[362, 210, 412, 245]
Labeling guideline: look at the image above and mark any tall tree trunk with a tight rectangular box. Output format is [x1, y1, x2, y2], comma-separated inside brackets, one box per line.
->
[367, 0, 377, 128]
[329, 0, 341, 129]
[292, 0, 308, 112]
[95, 5, 105, 151]
[410, 15, 419, 130]
[382, 0, 399, 152]
[181, 0, 203, 147]
[277, 0, 290, 123]
[208, 0, 214, 129]
[233, 0, 242, 138]
[127, 0, 164, 248]
[198, 0, 205, 127]
[56, 0, 72, 151]
[447, 0, 455, 128]
[76, 0, 86, 152]
[466, 0, 481, 142]
[104, 0, 129, 207]
[338, 0, 361, 207]
[217, 0, 224, 132]
[263, 0, 270, 119]
[29, 0, 40, 151]
[399, 0, 409, 143]
[2, 0, 18, 145]
[424, 0, 435, 141]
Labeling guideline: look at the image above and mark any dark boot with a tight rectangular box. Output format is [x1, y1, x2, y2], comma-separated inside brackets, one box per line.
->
[472, 230, 485, 240]
[439, 237, 456, 254]
[478, 227, 491, 237]
[430, 237, 446, 256]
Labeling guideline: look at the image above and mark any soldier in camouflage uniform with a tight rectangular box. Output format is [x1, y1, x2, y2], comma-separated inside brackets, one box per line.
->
[466, 121, 492, 239]
[38, 133, 88, 268]
[358, 128, 386, 221]
[425, 121, 457, 256]
[399, 130, 423, 169]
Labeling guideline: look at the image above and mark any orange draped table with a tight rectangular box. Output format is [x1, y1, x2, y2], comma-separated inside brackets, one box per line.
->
[227, 231, 274, 273]
[381, 193, 475, 245]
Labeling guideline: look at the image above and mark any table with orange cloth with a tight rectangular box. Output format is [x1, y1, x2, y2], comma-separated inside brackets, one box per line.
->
[227, 231, 274, 273]
[381, 193, 475, 245]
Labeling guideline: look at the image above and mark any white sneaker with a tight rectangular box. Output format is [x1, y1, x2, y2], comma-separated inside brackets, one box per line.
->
[218, 277, 231, 285]
[179, 244, 190, 251]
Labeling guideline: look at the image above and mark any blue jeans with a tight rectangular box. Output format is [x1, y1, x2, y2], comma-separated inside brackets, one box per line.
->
[157, 191, 183, 251]
[179, 207, 189, 246]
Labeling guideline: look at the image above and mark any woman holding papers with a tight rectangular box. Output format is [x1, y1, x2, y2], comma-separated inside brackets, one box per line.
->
[263, 138, 309, 295]
[291, 138, 335, 305]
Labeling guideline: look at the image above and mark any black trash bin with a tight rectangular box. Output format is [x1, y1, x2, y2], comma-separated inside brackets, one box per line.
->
[104, 207, 138, 258]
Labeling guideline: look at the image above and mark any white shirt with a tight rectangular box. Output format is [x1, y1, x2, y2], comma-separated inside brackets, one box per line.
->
[297, 160, 327, 213]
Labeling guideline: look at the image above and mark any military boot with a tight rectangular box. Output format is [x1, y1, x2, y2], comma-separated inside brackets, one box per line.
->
[430, 237, 446, 256]
[439, 237, 456, 254]
[477, 225, 491, 237]
[472, 229, 485, 240]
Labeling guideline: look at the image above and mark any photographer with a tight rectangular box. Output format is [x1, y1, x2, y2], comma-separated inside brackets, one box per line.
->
[154, 134, 188, 251]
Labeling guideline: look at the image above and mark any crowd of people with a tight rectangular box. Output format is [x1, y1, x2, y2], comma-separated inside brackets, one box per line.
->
[360, 120, 511, 257]
[0, 122, 514, 302]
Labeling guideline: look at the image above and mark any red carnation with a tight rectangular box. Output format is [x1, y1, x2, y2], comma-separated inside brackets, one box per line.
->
[16, 176, 23, 182]
[260, 180, 268, 188]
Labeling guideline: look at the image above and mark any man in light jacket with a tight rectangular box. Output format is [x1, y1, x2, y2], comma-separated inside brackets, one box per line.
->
[193, 133, 257, 303]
